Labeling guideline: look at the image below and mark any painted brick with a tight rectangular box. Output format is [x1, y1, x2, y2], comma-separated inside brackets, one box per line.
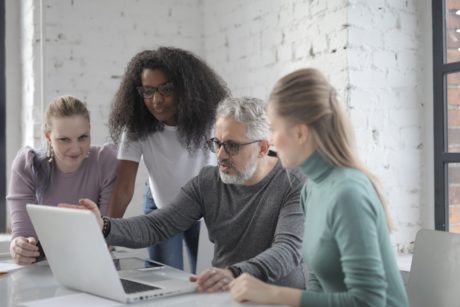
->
[449, 109, 460, 126]
[16, 0, 431, 250]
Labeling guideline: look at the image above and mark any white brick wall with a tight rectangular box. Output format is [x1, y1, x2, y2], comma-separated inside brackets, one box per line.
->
[6, 0, 433, 251]
[41, 0, 203, 145]
[347, 0, 432, 246]
[203, 0, 349, 99]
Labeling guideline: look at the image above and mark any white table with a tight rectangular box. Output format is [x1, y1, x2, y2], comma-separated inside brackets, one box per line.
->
[0, 259, 284, 307]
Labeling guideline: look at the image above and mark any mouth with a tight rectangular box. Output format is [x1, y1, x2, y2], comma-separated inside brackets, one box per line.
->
[67, 155, 82, 160]
[153, 108, 165, 114]
[218, 161, 233, 173]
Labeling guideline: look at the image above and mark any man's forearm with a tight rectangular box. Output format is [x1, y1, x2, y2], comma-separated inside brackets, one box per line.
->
[106, 204, 196, 248]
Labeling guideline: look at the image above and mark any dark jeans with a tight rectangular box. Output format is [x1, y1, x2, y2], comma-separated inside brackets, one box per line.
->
[143, 182, 200, 273]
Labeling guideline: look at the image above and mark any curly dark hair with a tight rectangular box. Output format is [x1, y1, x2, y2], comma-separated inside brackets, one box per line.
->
[108, 47, 230, 151]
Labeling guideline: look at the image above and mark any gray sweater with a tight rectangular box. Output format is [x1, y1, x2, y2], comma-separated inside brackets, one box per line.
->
[107, 160, 306, 288]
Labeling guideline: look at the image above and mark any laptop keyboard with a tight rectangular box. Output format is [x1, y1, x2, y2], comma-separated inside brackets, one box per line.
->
[120, 278, 160, 294]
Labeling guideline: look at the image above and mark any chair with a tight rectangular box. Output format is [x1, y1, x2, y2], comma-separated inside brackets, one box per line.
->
[407, 229, 460, 307]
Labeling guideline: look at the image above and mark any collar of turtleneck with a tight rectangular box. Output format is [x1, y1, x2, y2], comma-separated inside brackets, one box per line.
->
[299, 151, 335, 184]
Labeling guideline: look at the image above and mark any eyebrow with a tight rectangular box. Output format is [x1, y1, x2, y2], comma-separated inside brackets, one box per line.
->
[142, 81, 172, 87]
[55, 132, 89, 138]
[214, 138, 245, 143]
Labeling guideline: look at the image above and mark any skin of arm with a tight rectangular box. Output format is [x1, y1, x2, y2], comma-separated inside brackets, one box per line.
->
[229, 273, 302, 306]
[106, 160, 139, 218]
[96, 144, 118, 215]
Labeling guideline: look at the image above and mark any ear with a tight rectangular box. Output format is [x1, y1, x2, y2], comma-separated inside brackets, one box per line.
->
[44, 130, 51, 143]
[295, 124, 310, 145]
[258, 139, 270, 157]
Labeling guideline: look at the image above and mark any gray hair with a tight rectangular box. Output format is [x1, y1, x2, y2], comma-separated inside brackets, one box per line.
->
[216, 97, 270, 140]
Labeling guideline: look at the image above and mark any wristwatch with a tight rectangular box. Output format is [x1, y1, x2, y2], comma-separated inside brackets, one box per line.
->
[228, 265, 242, 278]
[102, 216, 111, 238]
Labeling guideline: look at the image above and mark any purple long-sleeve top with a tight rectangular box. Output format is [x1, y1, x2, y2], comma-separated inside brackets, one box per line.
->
[7, 144, 117, 239]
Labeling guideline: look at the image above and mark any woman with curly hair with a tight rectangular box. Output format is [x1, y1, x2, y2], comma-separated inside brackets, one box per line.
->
[107, 47, 229, 273]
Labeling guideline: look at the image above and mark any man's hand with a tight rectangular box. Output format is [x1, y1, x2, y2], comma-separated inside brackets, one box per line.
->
[189, 267, 234, 293]
[9, 236, 39, 265]
[58, 198, 103, 229]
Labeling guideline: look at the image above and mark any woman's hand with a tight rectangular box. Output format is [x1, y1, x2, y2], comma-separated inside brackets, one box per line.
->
[58, 198, 103, 230]
[189, 267, 234, 293]
[9, 236, 39, 265]
[230, 273, 302, 306]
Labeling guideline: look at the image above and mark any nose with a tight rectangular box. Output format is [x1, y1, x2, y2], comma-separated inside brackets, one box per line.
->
[215, 144, 229, 161]
[68, 141, 82, 154]
[269, 134, 274, 146]
[152, 91, 164, 104]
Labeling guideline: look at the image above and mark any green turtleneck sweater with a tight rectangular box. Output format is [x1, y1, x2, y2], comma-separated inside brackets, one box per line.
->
[299, 151, 408, 307]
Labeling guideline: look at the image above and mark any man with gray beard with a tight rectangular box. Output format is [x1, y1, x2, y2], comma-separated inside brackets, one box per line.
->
[69, 97, 306, 293]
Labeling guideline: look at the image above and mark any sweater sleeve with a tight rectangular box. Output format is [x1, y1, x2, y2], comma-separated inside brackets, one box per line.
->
[106, 175, 203, 248]
[300, 184, 388, 306]
[234, 175, 305, 284]
[96, 144, 118, 215]
[6, 147, 38, 239]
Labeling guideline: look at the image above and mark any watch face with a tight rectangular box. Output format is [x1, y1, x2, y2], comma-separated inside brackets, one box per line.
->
[230, 266, 242, 278]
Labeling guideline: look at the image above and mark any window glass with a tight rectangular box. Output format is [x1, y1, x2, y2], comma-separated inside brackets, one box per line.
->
[448, 163, 460, 232]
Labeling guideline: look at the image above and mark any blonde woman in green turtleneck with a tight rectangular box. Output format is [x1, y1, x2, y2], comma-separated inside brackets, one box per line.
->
[229, 68, 409, 307]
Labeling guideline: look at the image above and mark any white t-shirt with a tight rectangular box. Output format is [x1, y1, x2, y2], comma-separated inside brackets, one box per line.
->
[118, 125, 216, 208]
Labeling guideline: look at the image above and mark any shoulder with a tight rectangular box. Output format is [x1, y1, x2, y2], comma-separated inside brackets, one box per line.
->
[12, 146, 38, 171]
[330, 168, 373, 197]
[272, 160, 306, 191]
[90, 144, 118, 173]
[188, 165, 218, 187]
[120, 131, 143, 146]
[328, 168, 380, 218]
[197, 165, 219, 180]
[92, 143, 118, 160]
[286, 165, 307, 187]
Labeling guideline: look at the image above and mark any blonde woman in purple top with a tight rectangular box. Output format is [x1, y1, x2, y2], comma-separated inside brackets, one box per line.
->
[7, 95, 117, 265]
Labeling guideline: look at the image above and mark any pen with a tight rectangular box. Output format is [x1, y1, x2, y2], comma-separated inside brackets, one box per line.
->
[0, 272, 8, 277]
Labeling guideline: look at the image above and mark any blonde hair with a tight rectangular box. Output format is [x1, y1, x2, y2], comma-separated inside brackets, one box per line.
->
[269, 68, 394, 231]
[44, 95, 90, 131]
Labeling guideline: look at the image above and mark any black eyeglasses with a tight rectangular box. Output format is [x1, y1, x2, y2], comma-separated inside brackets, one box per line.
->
[207, 138, 261, 156]
[136, 82, 174, 99]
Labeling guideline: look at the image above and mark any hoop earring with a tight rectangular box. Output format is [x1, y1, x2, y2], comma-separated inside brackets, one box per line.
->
[47, 143, 54, 163]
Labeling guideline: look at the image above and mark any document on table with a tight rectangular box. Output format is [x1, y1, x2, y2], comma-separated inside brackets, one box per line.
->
[20, 293, 122, 307]
[0, 260, 24, 273]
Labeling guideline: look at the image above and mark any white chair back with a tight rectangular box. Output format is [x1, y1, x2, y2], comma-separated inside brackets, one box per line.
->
[407, 229, 460, 307]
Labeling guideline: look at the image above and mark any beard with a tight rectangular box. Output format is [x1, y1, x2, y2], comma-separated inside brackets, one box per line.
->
[219, 151, 258, 185]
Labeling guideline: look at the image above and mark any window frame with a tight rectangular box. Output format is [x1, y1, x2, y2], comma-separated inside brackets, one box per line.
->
[433, 0, 460, 231]
[0, 0, 6, 232]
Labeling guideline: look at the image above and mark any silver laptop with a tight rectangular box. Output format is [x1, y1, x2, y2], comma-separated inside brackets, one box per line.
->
[26, 204, 196, 303]
[407, 229, 460, 307]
